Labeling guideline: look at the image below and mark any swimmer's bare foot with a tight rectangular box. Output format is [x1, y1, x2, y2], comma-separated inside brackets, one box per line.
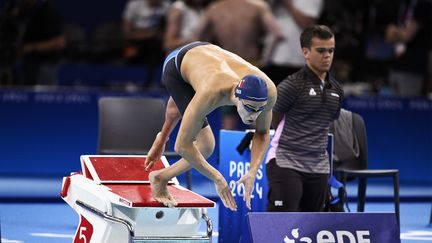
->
[149, 170, 178, 208]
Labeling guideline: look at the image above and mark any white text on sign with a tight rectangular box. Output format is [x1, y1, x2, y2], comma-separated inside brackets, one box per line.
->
[228, 160, 264, 199]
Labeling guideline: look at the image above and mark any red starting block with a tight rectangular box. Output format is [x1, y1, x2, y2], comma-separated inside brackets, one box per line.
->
[61, 155, 215, 243]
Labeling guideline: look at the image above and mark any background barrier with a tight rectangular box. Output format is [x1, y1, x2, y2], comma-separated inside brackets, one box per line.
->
[0, 89, 220, 176]
[0, 89, 431, 183]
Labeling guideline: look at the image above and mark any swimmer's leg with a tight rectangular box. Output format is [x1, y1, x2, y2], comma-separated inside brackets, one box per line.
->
[150, 125, 215, 207]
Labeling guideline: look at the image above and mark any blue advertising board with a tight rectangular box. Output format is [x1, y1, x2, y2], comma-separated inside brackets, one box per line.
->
[241, 212, 400, 243]
[219, 130, 269, 243]
[1, 90, 431, 184]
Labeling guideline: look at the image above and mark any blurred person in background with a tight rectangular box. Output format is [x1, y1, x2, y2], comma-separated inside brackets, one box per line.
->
[385, 0, 432, 97]
[263, 0, 323, 86]
[194, 0, 283, 130]
[122, 0, 170, 88]
[15, 0, 65, 86]
[164, 0, 207, 53]
[195, 0, 282, 66]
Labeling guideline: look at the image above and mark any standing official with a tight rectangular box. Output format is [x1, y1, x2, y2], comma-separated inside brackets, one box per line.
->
[266, 25, 343, 212]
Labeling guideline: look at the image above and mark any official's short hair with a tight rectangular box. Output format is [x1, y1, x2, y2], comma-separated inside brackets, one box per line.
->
[300, 25, 334, 48]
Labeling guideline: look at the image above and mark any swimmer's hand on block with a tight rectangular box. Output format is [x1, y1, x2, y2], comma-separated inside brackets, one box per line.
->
[145, 132, 167, 171]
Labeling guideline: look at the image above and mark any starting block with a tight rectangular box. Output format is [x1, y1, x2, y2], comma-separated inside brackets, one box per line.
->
[61, 155, 215, 243]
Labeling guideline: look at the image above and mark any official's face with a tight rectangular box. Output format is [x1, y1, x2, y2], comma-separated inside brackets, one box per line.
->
[303, 37, 335, 73]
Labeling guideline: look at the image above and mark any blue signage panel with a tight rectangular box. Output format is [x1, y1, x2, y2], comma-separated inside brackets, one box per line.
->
[242, 212, 400, 243]
[219, 130, 269, 243]
[219, 130, 334, 243]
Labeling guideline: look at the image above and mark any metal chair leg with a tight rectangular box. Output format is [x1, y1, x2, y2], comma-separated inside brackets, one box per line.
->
[357, 177, 367, 212]
[393, 172, 400, 227]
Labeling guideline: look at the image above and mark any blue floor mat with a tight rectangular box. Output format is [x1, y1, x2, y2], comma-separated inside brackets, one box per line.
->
[1, 177, 431, 242]
[1, 202, 431, 243]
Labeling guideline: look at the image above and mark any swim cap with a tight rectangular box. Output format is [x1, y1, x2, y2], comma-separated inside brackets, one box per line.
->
[235, 75, 268, 101]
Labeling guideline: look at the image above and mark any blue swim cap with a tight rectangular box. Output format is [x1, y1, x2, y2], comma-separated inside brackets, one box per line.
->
[235, 75, 268, 101]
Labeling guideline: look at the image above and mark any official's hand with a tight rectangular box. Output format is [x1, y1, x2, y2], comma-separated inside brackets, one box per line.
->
[145, 133, 166, 171]
[237, 173, 255, 210]
[215, 177, 237, 211]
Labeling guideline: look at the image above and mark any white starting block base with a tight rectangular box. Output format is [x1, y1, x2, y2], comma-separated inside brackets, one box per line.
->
[61, 155, 215, 243]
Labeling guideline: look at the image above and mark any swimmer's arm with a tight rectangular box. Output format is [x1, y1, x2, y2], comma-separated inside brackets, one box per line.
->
[146, 97, 181, 170]
[159, 97, 182, 143]
[249, 87, 276, 175]
[250, 109, 272, 176]
[236, 109, 271, 209]
[176, 90, 237, 211]
[175, 92, 222, 181]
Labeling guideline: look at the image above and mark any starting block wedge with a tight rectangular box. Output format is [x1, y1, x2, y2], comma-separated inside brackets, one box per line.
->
[61, 155, 215, 243]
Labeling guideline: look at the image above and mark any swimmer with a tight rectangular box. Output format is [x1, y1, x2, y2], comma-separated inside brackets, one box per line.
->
[145, 42, 277, 210]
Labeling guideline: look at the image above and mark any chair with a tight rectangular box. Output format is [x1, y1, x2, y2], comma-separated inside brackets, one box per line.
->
[333, 112, 400, 226]
[97, 97, 190, 188]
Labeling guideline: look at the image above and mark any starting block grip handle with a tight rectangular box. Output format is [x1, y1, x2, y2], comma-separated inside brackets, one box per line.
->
[61, 176, 71, 198]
